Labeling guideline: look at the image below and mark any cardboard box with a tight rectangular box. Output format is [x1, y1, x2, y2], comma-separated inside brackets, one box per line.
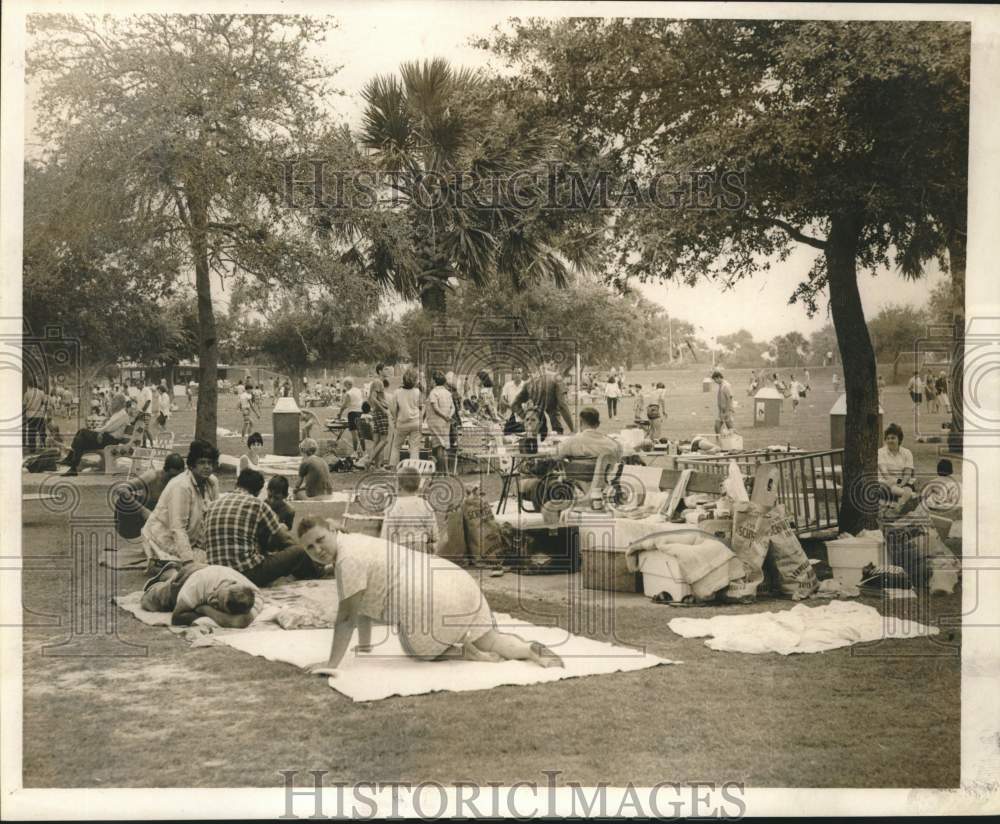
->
[580, 543, 641, 593]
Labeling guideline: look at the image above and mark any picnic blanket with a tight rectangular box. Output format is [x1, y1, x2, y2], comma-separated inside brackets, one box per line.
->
[115, 580, 673, 701]
[668, 600, 938, 655]
[212, 615, 673, 701]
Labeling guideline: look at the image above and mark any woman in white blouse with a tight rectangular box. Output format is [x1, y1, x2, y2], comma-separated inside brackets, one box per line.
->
[877, 423, 915, 505]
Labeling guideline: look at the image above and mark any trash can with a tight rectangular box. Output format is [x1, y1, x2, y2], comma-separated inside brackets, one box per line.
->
[753, 387, 784, 427]
[273, 396, 301, 456]
[702, 377, 712, 393]
[829, 393, 883, 449]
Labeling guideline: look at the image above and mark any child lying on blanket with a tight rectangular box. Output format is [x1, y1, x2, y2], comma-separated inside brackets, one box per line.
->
[141, 562, 260, 629]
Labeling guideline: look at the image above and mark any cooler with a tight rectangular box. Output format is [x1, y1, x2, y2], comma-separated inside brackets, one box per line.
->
[824, 535, 885, 585]
[635, 551, 693, 600]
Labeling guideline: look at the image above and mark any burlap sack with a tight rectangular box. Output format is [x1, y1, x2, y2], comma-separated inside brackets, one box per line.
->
[767, 512, 819, 599]
[436, 505, 469, 564]
[462, 487, 509, 565]
[725, 502, 769, 600]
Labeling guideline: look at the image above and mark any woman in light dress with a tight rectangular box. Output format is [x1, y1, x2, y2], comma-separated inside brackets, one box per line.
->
[390, 368, 424, 466]
[424, 370, 455, 473]
[297, 518, 564, 675]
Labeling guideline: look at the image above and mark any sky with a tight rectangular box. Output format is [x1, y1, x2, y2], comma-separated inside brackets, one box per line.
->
[24, 8, 948, 340]
[307, 10, 946, 341]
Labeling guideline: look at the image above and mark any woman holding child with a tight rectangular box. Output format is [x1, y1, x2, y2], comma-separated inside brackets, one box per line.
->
[297, 516, 564, 675]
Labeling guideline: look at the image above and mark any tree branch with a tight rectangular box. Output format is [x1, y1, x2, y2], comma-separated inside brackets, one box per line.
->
[756, 216, 828, 250]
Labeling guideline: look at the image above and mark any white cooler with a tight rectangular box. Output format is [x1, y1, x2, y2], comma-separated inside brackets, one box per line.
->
[635, 550, 692, 601]
[824, 536, 885, 585]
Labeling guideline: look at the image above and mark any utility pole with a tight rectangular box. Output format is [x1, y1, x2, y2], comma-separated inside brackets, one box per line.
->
[667, 315, 673, 364]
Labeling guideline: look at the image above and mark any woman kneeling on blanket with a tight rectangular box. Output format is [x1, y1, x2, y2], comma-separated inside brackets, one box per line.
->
[296, 517, 564, 676]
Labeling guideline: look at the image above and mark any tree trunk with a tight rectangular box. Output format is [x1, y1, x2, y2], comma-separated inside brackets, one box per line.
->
[826, 213, 880, 534]
[947, 228, 965, 454]
[189, 191, 219, 446]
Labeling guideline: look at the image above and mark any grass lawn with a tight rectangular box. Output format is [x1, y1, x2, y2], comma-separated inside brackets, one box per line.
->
[19, 365, 961, 788]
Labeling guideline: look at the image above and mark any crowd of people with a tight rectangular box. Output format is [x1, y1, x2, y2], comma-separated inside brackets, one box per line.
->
[906, 370, 951, 413]
[124, 438, 563, 672]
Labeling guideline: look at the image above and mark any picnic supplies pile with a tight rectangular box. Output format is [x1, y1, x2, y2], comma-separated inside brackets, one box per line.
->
[625, 531, 743, 601]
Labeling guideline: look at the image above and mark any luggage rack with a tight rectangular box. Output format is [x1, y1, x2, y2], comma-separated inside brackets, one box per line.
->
[675, 448, 845, 536]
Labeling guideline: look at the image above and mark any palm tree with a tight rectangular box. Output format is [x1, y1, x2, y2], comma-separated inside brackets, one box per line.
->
[337, 58, 598, 314]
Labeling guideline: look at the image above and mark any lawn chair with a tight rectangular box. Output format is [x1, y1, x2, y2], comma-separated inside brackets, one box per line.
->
[127, 447, 155, 479]
[396, 459, 437, 489]
[154, 431, 175, 450]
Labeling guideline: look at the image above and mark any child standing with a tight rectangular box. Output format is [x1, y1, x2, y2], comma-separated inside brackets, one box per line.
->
[381, 467, 439, 554]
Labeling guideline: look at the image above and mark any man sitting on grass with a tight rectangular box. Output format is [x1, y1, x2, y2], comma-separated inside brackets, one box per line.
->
[140, 561, 259, 629]
[204, 468, 330, 588]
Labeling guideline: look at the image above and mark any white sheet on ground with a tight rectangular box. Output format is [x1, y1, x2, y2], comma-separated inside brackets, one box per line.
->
[115, 583, 673, 700]
[213, 613, 673, 701]
[668, 600, 938, 654]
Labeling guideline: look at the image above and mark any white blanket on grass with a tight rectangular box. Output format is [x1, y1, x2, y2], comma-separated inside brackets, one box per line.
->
[668, 600, 938, 655]
[116, 584, 674, 701]
[212, 614, 672, 701]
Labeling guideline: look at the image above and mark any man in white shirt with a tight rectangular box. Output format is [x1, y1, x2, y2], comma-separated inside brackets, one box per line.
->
[140, 562, 260, 629]
[500, 368, 527, 419]
[22, 382, 49, 452]
[789, 376, 804, 412]
[336, 378, 366, 456]
[157, 384, 172, 431]
[238, 384, 256, 438]
[712, 369, 735, 434]
[136, 379, 154, 447]
[906, 372, 924, 407]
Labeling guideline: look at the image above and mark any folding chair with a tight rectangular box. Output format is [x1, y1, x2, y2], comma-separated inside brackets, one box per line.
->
[127, 447, 155, 479]
[154, 431, 175, 450]
[396, 458, 437, 477]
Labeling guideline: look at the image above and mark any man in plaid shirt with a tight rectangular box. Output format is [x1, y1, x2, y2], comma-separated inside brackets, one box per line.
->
[203, 469, 329, 588]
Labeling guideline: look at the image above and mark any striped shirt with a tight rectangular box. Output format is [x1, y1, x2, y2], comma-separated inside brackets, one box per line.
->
[203, 491, 281, 572]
